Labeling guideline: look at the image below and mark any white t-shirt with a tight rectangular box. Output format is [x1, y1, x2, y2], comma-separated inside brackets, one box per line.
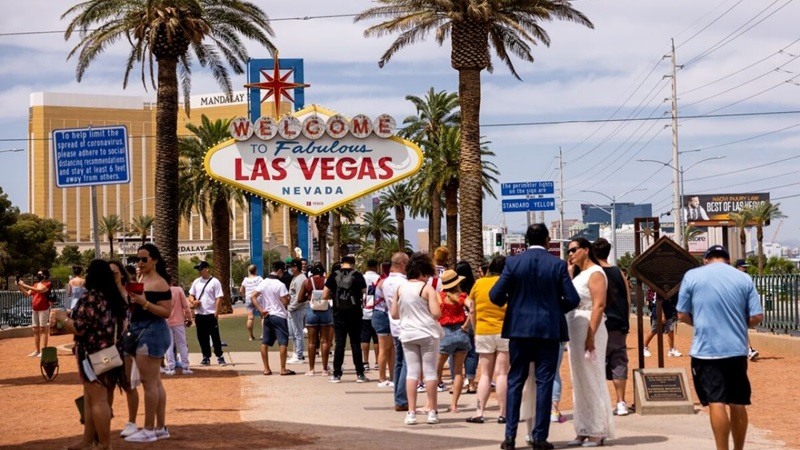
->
[189, 276, 223, 315]
[241, 275, 264, 310]
[382, 272, 407, 338]
[362, 270, 380, 319]
[253, 276, 289, 319]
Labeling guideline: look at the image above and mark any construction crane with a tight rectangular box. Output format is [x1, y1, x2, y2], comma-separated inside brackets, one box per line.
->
[770, 219, 784, 242]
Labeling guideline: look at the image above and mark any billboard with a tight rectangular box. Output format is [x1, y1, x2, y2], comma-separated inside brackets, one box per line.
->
[682, 193, 769, 223]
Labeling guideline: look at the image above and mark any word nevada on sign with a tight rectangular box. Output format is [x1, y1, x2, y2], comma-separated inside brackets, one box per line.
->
[205, 105, 423, 216]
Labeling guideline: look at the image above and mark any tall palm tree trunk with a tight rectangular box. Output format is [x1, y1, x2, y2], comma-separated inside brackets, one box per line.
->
[108, 235, 115, 258]
[332, 212, 341, 267]
[154, 58, 180, 283]
[317, 213, 330, 269]
[458, 68, 483, 277]
[445, 181, 458, 267]
[427, 215, 434, 254]
[739, 227, 747, 259]
[395, 206, 405, 251]
[212, 196, 232, 314]
[431, 192, 442, 251]
[289, 210, 299, 251]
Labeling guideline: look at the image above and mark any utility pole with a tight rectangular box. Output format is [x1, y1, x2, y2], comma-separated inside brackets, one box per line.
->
[668, 38, 683, 246]
[558, 147, 566, 259]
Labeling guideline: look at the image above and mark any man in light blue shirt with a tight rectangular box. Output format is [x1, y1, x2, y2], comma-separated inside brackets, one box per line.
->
[677, 245, 763, 450]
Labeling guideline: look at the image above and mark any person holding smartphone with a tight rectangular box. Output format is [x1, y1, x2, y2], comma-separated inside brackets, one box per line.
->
[17, 268, 53, 357]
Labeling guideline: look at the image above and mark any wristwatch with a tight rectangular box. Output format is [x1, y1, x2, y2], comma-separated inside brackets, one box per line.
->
[143, 301, 150, 310]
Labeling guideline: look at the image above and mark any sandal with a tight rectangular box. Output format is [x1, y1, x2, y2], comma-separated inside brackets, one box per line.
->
[497, 415, 507, 424]
[280, 370, 296, 376]
[465, 388, 477, 394]
[305, 370, 315, 376]
[465, 416, 484, 424]
[262, 370, 272, 376]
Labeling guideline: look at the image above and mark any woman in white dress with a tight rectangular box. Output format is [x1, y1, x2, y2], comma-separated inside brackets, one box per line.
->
[566, 238, 614, 447]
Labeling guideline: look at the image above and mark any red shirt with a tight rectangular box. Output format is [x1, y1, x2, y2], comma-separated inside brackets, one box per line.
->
[32, 281, 52, 311]
[438, 291, 467, 326]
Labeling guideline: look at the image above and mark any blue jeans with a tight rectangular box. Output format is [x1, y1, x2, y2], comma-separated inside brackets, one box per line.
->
[465, 330, 478, 379]
[288, 307, 306, 358]
[553, 342, 565, 402]
[393, 337, 407, 407]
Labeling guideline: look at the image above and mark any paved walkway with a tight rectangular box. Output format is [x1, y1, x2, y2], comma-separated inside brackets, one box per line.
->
[196, 350, 787, 449]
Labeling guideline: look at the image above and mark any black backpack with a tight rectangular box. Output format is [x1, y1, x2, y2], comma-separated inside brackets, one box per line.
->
[334, 270, 359, 310]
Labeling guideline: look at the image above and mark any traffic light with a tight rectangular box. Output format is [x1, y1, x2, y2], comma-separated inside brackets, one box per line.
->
[495, 232, 503, 247]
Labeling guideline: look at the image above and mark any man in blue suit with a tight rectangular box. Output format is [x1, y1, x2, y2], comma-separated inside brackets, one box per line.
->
[490, 224, 580, 450]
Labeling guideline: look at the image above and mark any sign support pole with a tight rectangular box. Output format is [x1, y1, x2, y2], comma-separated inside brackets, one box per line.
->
[91, 185, 101, 258]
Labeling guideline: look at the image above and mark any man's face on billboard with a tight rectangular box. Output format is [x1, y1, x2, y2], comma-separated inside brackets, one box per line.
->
[690, 196, 700, 207]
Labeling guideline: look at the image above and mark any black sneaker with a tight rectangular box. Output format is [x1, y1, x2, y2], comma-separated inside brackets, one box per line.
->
[356, 374, 369, 383]
[200, 357, 210, 366]
[217, 357, 227, 366]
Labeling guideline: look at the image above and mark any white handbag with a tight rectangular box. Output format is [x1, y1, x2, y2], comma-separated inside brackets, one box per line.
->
[88, 322, 123, 375]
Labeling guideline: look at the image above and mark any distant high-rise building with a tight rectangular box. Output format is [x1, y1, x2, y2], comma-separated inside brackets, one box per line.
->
[581, 203, 652, 225]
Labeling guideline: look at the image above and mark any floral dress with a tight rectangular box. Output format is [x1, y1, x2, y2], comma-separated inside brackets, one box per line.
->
[73, 289, 124, 387]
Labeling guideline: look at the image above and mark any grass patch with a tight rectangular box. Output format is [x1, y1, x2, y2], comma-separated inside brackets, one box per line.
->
[186, 315, 278, 353]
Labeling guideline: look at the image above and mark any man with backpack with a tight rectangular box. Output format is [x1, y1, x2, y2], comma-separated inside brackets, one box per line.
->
[323, 256, 369, 383]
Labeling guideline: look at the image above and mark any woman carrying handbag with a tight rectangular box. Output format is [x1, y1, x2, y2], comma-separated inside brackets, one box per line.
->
[51, 259, 127, 450]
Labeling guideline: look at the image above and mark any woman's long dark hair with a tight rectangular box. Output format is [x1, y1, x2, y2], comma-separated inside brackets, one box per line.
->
[138, 243, 171, 284]
[84, 259, 126, 322]
[570, 237, 601, 276]
[108, 260, 130, 285]
[455, 260, 476, 294]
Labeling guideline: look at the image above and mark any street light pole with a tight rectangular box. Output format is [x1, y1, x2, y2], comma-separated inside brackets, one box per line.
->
[580, 188, 647, 264]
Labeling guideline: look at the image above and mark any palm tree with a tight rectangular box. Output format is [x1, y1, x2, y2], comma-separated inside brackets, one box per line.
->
[129, 215, 156, 246]
[379, 183, 412, 250]
[178, 115, 246, 314]
[728, 211, 752, 258]
[742, 202, 786, 275]
[63, 1, 276, 282]
[356, 0, 593, 274]
[681, 223, 704, 250]
[338, 222, 363, 259]
[360, 209, 397, 250]
[98, 215, 123, 257]
[331, 203, 357, 265]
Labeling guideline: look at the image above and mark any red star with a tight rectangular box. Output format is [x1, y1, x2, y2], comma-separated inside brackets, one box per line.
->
[244, 54, 310, 118]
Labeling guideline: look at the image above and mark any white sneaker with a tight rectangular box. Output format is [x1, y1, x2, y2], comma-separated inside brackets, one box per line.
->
[748, 348, 759, 361]
[28, 351, 40, 357]
[616, 401, 629, 416]
[643, 347, 652, 357]
[163, 369, 175, 376]
[668, 348, 682, 357]
[427, 410, 440, 424]
[416, 382, 425, 393]
[181, 368, 193, 375]
[377, 380, 394, 388]
[124, 428, 157, 443]
[287, 356, 305, 365]
[120, 422, 138, 438]
[155, 427, 170, 440]
[405, 412, 417, 425]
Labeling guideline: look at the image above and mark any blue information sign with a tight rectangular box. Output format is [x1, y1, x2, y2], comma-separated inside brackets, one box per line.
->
[502, 198, 556, 213]
[501, 181, 555, 196]
[52, 125, 130, 188]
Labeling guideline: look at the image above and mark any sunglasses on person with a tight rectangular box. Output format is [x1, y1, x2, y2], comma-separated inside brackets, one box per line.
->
[136, 257, 150, 263]
[567, 247, 580, 254]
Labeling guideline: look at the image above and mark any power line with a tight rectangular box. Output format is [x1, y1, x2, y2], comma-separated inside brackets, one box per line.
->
[676, 0, 745, 49]
[683, 153, 800, 182]
[0, 13, 360, 37]
[681, 38, 800, 95]
[690, 74, 800, 118]
[683, 0, 794, 68]
[683, 121, 800, 153]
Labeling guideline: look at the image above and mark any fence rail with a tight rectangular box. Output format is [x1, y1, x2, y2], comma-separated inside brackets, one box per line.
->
[0, 289, 65, 328]
[753, 274, 800, 336]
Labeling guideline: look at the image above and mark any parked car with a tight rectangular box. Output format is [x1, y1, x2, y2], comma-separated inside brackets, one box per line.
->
[3, 298, 32, 327]
[230, 286, 244, 305]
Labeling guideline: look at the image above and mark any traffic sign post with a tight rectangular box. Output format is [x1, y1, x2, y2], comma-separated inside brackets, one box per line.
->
[52, 125, 131, 257]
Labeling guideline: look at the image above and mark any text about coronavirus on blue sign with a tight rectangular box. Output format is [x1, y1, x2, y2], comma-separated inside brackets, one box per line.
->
[501, 181, 555, 196]
[53, 125, 130, 188]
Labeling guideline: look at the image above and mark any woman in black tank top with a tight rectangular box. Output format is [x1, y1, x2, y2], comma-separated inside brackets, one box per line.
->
[123, 244, 173, 443]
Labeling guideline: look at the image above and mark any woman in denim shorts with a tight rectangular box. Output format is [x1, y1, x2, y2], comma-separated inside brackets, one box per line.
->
[300, 264, 333, 376]
[435, 269, 472, 413]
[123, 244, 173, 443]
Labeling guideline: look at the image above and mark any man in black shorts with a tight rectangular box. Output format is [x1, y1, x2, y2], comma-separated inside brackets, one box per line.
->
[677, 245, 763, 450]
[592, 238, 631, 416]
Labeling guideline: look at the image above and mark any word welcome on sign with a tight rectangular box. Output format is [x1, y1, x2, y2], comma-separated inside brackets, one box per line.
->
[205, 105, 422, 216]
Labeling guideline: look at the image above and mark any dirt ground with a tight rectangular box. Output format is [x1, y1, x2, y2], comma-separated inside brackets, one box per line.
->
[0, 318, 797, 449]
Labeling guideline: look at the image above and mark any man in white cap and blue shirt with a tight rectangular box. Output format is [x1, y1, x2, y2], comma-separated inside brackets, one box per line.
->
[678, 245, 762, 450]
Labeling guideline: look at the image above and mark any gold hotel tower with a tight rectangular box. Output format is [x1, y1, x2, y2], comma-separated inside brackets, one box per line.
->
[28, 91, 293, 256]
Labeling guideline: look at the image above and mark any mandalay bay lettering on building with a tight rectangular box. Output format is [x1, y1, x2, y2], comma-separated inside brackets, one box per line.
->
[205, 105, 423, 216]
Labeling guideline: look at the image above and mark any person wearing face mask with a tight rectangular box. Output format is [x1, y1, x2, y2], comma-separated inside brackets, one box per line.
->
[17, 268, 53, 357]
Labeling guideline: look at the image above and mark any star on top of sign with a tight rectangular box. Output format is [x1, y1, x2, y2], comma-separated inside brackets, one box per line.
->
[243, 53, 310, 118]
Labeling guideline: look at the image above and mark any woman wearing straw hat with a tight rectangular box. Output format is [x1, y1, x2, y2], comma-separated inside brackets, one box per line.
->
[435, 269, 472, 413]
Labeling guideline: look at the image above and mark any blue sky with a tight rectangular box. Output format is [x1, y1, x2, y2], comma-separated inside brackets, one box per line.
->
[0, 0, 798, 244]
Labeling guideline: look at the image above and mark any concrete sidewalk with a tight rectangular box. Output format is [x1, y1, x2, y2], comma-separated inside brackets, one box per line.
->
[193, 351, 788, 449]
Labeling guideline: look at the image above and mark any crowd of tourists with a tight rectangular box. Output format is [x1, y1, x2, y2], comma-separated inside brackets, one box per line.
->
[20, 221, 763, 450]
